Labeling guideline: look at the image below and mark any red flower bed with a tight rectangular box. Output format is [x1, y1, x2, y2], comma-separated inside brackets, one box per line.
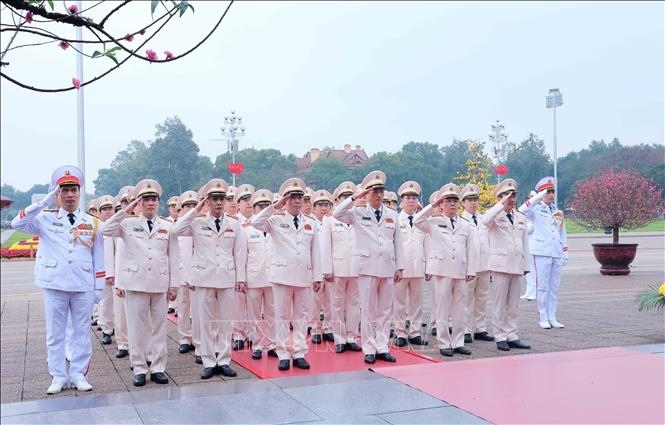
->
[0, 248, 34, 258]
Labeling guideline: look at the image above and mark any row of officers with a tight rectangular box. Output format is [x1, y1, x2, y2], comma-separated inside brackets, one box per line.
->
[12, 165, 567, 394]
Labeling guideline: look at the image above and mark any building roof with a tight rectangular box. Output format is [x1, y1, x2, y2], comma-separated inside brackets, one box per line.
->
[296, 144, 368, 174]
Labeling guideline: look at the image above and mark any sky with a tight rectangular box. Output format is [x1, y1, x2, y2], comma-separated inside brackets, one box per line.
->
[1, 1, 663, 194]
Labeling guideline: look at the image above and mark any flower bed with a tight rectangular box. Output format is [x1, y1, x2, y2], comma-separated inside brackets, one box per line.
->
[0, 248, 34, 258]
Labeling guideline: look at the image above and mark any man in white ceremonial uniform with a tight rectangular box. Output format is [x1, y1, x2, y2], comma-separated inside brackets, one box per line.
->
[320, 182, 362, 354]
[244, 189, 278, 360]
[103, 179, 179, 386]
[252, 178, 322, 371]
[173, 179, 247, 379]
[393, 181, 428, 347]
[165, 196, 179, 315]
[521, 191, 538, 301]
[481, 179, 532, 352]
[414, 183, 478, 356]
[333, 170, 406, 364]
[231, 184, 254, 350]
[95, 195, 116, 346]
[174, 191, 199, 355]
[459, 184, 495, 344]
[310, 189, 335, 344]
[12, 165, 104, 394]
[518, 177, 568, 329]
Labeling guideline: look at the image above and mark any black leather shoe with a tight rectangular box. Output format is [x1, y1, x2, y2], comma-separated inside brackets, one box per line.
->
[323, 333, 335, 342]
[335, 344, 346, 353]
[431, 327, 437, 336]
[464, 333, 473, 344]
[408, 336, 428, 346]
[440, 348, 453, 357]
[179, 344, 191, 354]
[267, 349, 278, 358]
[496, 341, 510, 351]
[376, 352, 396, 362]
[233, 340, 244, 351]
[395, 337, 407, 347]
[474, 332, 495, 342]
[306, 326, 311, 334]
[364, 354, 376, 364]
[251, 349, 262, 359]
[448, 326, 453, 334]
[133, 374, 146, 387]
[97, 326, 103, 331]
[91, 319, 98, 326]
[278, 359, 290, 370]
[168, 308, 175, 314]
[218, 364, 237, 377]
[201, 367, 215, 380]
[508, 339, 531, 349]
[345, 342, 362, 352]
[389, 329, 395, 339]
[195, 355, 203, 364]
[101, 333, 112, 345]
[311, 334, 322, 344]
[150, 372, 169, 384]
[293, 358, 310, 369]
[115, 349, 128, 358]
[454, 346, 472, 355]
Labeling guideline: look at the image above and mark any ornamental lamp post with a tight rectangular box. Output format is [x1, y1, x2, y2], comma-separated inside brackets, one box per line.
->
[546, 88, 563, 207]
[489, 119, 508, 183]
[219, 110, 246, 186]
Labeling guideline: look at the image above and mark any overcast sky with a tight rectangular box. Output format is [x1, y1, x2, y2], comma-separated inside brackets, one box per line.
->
[1, 1, 663, 193]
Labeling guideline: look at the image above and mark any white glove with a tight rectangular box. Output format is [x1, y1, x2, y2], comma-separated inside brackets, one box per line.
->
[94, 289, 103, 304]
[39, 186, 60, 208]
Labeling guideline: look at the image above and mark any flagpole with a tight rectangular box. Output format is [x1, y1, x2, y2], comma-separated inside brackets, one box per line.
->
[76, 0, 86, 208]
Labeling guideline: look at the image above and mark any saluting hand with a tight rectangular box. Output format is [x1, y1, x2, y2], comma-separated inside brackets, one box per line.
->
[195, 196, 208, 213]
[123, 197, 140, 215]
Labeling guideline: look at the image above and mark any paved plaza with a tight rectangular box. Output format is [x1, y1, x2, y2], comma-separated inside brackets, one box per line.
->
[1, 232, 663, 424]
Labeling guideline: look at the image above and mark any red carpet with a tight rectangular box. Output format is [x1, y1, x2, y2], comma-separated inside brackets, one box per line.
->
[375, 347, 665, 424]
[233, 342, 439, 379]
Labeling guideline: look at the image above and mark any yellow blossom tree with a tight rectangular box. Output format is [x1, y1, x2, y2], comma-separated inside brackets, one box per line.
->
[454, 139, 496, 213]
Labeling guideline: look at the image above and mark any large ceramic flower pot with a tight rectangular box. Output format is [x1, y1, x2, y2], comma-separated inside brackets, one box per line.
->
[591, 243, 638, 275]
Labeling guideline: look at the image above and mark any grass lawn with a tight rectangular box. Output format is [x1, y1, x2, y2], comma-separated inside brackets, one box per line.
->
[566, 219, 665, 234]
[2, 230, 36, 248]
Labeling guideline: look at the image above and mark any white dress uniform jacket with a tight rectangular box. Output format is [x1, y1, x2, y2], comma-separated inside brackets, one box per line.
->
[398, 210, 426, 278]
[320, 215, 355, 277]
[481, 203, 530, 275]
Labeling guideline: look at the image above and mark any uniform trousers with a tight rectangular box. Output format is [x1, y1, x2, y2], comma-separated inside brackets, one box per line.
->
[125, 290, 168, 375]
[311, 283, 332, 335]
[113, 290, 129, 350]
[177, 285, 192, 345]
[393, 277, 424, 339]
[196, 287, 234, 368]
[246, 286, 276, 351]
[533, 255, 565, 322]
[43, 289, 95, 381]
[329, 276, 360, 345]
[98, 283, 115, 335]
[432, 276, 467, 349]
[272, 283, 311, 360]
[465, 271, 490, 334]
[232, 291, 249, 343]
[491, 272, 523, 342]
[357, 275, 393, 355]
[522, 254, 537, 299]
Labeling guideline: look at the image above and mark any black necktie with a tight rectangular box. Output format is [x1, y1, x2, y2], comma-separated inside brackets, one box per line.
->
[506, 212, 513, 225]
[293, 216, 299, 229]
[215, 218, 221, 232]
[472, 215, 478, 225]
[549, 205, 555, 213]
[450, 217, 455, 229]
[408, 215, 413, 228]
[375, 209, 381, 222]
[263, 232, 267, 237]
[147, 219, 153, 232]
[67, 213, 75, 225]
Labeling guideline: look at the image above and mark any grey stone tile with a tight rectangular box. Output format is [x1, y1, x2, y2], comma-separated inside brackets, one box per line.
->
[627, 343, 665, 354]
[270, 370, 384, 389]
[300, 415, 390, 424]
[3, 404, 142, 424]
[284, 378, 446, 418]
[135, 389, 319, 424]
[379, 406, 490, 424]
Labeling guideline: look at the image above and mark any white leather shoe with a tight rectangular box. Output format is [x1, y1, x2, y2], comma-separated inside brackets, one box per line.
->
[46, 378, 68, 395]
[527, 296, 536, 301]
[539, 321, 551, 329]
[550, 320, 565, 328]
[70, 376, 92, 391]
[520, 294, 528, 300]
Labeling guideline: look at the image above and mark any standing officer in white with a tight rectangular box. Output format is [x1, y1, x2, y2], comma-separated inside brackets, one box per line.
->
[518, 177, 568, 329]
[12, 165, 104, 394]
[459, 184, 495, 343]
[320, 182, 362, 353]
[481, 179, 531, 352]
[173, 179, 247, 379]
[414, 183, 477, 356]
[103, 179, 180, 386]
[310, 189, 335, 344]
[394, 181, 427, 347]
[333, 171, 406, 364]
[95, 195, 116, 346]
[252, 178, 322, 371]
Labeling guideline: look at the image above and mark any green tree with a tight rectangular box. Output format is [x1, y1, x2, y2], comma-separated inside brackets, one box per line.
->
[503, 133, 552, 197]
[305, 157, 353, 191]
[215, 149, 297, 192]
[93, 140, 150, 196]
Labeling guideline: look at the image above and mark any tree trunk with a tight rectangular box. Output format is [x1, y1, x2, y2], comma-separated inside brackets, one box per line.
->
[612, 226, 620, 244]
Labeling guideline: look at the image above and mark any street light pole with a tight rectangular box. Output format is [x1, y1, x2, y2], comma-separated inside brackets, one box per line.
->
[220, 110, 246, 186]
[489, 120, 508, 183]
[546, 88, 563, 207]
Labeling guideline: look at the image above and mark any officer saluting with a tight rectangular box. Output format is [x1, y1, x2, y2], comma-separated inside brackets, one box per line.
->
[12, 165, 105, 394]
